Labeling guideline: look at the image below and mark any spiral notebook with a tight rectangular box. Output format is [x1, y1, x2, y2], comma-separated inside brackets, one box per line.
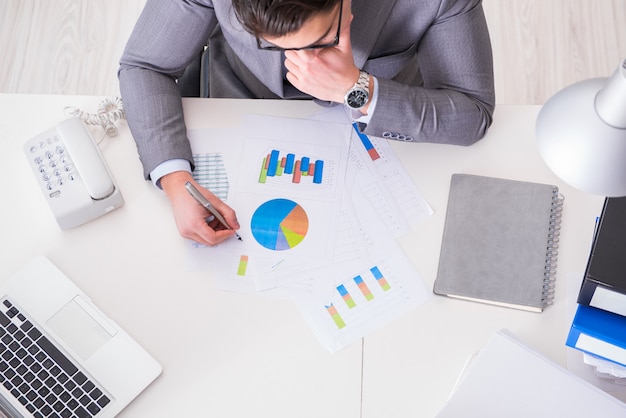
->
[433, 174, 564, 312]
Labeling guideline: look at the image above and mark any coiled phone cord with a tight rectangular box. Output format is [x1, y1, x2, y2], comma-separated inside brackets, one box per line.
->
[64, 96, 125, 141]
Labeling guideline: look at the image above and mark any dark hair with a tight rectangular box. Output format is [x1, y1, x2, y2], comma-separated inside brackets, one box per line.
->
[232, 0, 339, 38]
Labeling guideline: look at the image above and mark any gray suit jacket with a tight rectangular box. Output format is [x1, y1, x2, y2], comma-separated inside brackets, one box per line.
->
[119, 0, 495, 180]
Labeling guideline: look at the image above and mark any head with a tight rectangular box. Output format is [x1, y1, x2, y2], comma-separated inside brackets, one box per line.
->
[232, 0, 344, 50]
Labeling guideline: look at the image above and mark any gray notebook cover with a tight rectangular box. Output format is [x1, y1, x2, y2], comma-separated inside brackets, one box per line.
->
[433, 174, 563, 312]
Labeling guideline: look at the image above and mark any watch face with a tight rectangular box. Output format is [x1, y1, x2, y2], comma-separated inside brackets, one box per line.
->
[347, 88, 368, 109]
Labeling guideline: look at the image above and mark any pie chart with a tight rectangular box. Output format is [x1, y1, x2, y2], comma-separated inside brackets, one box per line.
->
[250, 199, 309, 251]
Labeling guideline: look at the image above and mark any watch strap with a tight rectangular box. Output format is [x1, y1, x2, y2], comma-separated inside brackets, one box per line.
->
[344, 70, 370, 109]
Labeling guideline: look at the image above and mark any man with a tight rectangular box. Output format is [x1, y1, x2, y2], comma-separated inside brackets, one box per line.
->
[119, 0, 495, 246]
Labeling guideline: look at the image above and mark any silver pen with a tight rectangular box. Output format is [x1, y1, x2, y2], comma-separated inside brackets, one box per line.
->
[185, 181, 242, 241]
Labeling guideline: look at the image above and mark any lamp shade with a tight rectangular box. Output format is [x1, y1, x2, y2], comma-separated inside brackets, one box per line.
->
[536, 59, 626, 196]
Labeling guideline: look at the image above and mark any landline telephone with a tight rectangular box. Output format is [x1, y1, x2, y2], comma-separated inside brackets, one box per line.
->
[23, 117, 124, 230]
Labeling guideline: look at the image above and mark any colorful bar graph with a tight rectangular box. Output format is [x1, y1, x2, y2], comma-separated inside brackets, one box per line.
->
[353, 275, 374, 301]
[237, 255, 249, 276]
[318, 265, 398, 335]
[352, 123, 381, 161]
[370, 266, 391, 291]
[325, 304, 346, 329]
[258, 149, 325, 185]
[337, 284, 356, 309]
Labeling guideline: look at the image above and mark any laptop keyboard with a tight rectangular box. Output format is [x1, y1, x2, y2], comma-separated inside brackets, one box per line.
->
[0, 299, 110, 418]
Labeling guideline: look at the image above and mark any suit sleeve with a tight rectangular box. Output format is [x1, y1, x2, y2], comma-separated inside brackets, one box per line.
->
[363, 0, 495, 146]
[118, 0, 217, 179]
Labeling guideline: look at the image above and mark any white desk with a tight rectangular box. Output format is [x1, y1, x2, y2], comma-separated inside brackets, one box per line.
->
[0, 94, 605, 417]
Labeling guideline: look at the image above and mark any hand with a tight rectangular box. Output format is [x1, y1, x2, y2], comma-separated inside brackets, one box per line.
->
[284, 14, 360, 104]
[160, 171, 240, 246]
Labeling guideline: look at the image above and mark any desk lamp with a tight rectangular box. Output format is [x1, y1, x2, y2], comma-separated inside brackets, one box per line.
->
[536, 58, 626, 196]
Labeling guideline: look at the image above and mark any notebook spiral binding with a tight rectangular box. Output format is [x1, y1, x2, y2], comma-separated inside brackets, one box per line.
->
[543, 190, 564, 305]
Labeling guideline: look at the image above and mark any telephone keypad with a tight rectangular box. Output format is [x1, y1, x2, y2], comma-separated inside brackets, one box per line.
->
[24, 117, 124, 230]
[27, 136, 77, 197]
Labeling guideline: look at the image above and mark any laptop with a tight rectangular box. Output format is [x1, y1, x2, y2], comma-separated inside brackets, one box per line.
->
[0, 256, 161, 417]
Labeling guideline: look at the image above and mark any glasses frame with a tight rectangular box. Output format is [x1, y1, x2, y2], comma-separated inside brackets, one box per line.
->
[256, 0, 343, 51]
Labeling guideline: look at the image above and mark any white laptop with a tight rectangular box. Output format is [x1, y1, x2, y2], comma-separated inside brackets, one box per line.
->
[0, 256, 161, 417]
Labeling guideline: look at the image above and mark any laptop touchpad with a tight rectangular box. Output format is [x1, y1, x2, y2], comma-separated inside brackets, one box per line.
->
[47, 296, 116, 360]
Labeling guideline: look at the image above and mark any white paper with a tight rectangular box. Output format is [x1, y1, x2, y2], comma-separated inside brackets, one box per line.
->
[296, 187, 433, 353]
[183, 110, 434, 352]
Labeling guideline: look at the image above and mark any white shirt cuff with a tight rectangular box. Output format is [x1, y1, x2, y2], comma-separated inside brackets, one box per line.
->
[150, 159, 192, 188]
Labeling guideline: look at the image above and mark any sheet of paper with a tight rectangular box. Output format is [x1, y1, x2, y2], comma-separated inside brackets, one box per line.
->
[584, 353, 626, 379]
[183, 110, 434, 352]
[252, 118, 433, 296]
[253, 182, 385, 302]
[349, 124, 433, 234]
[309, 107, 432, 235]
[185, 116, 351, 294]
[295, 187, 433, 352]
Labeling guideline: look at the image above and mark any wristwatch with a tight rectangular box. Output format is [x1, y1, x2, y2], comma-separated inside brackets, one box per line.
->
[344, 71, 370, 110]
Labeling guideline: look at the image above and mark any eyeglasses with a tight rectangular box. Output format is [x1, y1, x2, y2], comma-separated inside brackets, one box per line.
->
[256, 0, 343, 51]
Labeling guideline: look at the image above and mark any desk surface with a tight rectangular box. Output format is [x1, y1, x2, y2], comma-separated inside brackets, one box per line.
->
[0, 94, 605, 417]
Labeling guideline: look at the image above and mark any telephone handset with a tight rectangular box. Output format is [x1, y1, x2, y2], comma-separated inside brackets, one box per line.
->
[24, 117, 124, 230]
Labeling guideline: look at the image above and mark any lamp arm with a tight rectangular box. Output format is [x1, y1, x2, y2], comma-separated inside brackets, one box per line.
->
[595, 58, 626, 129]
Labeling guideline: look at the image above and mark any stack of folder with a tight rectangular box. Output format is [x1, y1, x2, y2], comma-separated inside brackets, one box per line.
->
[566, 197, 626, 377]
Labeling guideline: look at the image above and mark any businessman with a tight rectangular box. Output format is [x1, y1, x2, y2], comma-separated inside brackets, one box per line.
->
[119, 0, 495, 246]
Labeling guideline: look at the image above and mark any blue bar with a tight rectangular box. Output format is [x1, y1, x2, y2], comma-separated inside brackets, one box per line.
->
[370, 266, 383, 279]
[313, 160, 324, 184]
[300, 157, 310, 174]
[337, 284, 349, 296]
[267, 149, 280, 176]
[284, 153, 295, 174]
[353, 122, 374, 151]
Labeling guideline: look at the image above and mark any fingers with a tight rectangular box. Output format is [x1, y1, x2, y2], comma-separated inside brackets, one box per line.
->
[186, 220, 238, 247]
[180, 205, 239, 247]
[161, 172, 241, 246]
[284, 53, 300, 81]
[283, 14, 358, 103]
[190, 193, 240, 246]
[210, 199, 240, 230]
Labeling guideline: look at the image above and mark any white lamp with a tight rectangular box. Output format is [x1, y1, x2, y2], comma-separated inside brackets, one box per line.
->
[536, 58, 626, 196]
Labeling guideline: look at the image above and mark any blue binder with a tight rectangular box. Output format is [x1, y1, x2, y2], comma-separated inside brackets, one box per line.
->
[566, 304, 626, 367]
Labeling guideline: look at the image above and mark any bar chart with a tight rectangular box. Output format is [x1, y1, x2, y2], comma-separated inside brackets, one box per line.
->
[352, 123, 381, 161]
[325, 264, 395, 330]
[259, 149, 325, 185]
[237, 255, 249, 276]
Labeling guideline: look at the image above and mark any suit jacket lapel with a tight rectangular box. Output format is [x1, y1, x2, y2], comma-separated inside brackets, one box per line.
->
[250, 45, 285, 97]
[350, 0, 397, 69]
